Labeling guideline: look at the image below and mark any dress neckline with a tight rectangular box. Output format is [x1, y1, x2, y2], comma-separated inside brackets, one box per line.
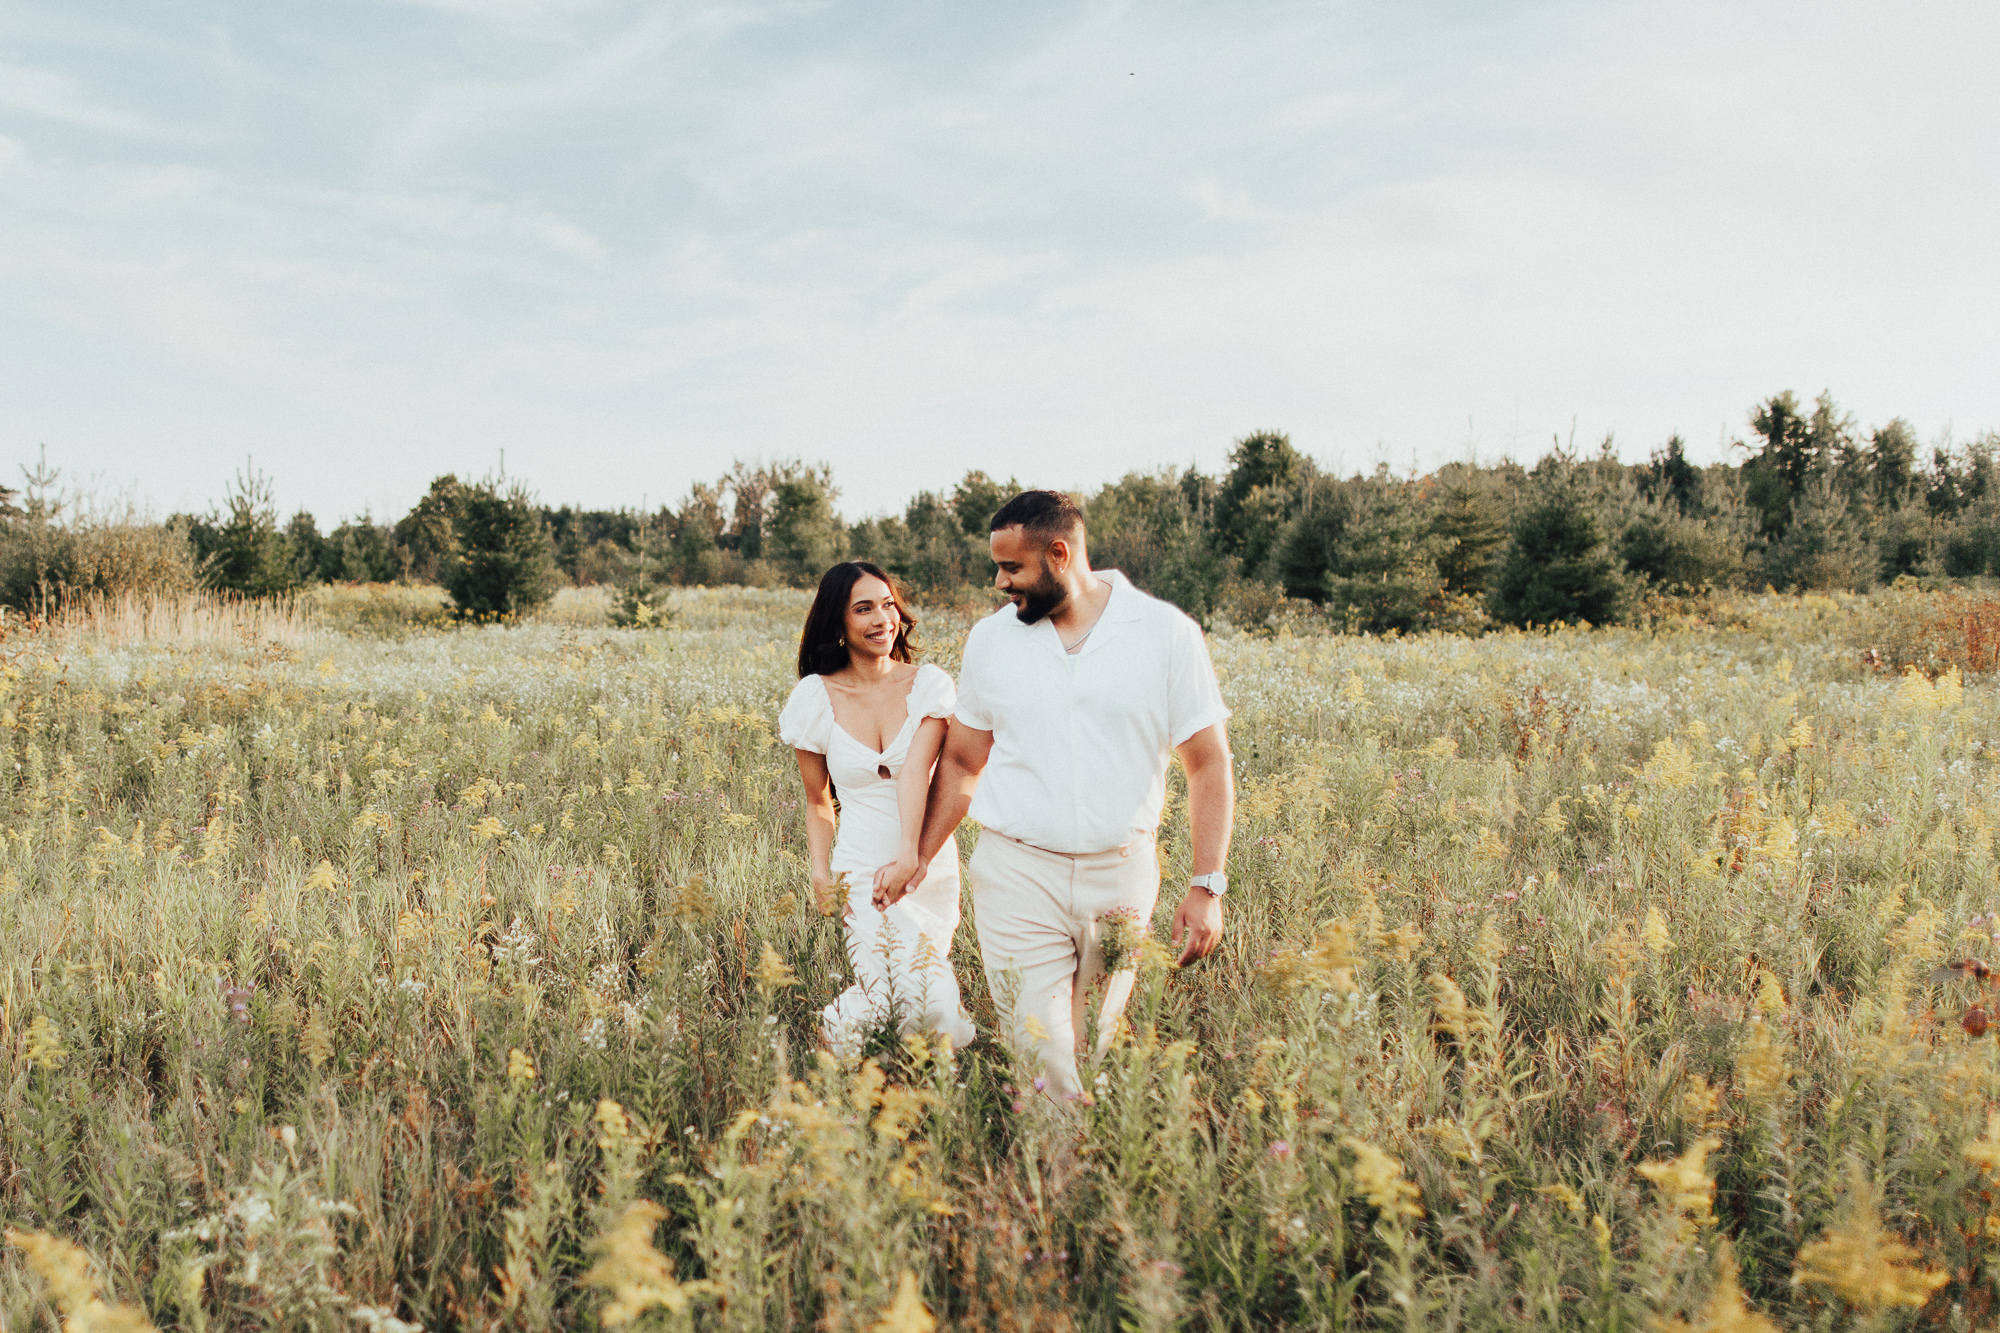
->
[821, 668, 921, 757]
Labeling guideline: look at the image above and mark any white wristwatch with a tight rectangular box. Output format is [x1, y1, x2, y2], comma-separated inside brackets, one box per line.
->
[1191, 872, 1228, 898]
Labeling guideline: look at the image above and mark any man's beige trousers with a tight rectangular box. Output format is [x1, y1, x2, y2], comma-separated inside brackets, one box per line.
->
[969, 830, 1161, 1100]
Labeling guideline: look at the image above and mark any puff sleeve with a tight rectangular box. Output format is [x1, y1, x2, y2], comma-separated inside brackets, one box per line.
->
[778, 676, 833, 754]
[911, 663, 957, 722]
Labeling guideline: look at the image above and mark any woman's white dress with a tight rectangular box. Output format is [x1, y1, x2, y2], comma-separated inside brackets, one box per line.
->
[779, 663, 976, 1056]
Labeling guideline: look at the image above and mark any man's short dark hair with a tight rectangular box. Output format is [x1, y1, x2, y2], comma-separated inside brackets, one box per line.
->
[989, 490, 1084, 544]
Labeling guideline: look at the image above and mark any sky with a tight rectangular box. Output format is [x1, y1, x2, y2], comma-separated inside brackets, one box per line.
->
[1, 1, 1995, 525]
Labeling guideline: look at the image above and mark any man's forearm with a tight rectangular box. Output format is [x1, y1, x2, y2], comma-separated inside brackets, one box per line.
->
[916, 760, 977, 863]
[1184, 762, 1235, 878]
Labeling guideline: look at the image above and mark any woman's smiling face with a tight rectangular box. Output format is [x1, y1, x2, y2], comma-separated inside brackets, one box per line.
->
[844, 574, 901, 661]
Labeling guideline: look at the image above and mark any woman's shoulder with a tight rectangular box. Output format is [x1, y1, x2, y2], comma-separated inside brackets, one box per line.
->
[782, 672, 831, 706]
[911, 662, 956, 715]
[778, 673, 833, 751]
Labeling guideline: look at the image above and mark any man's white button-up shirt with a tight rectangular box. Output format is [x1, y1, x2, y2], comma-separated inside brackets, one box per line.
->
[951, 570, 1231, 854]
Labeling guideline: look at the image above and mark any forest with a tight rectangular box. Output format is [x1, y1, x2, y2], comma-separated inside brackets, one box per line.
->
[5, 389, 1995, 630]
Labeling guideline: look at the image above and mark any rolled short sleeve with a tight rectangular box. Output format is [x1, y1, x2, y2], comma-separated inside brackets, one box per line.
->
[912, 663, 956, 721]
[1166, 615, 1231, 748]
[778, 676, 833, 754]
[951, 625, 996, 731]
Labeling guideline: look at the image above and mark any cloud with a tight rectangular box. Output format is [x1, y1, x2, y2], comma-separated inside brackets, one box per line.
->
[0, 63, 164, 137]
[0, 0, 1993, 524]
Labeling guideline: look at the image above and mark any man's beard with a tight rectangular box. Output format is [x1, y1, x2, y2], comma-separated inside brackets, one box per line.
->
[1009, 558, 1066, 625]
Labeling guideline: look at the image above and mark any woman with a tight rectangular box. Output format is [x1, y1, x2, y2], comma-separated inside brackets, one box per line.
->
[779, 561, 976, 1056]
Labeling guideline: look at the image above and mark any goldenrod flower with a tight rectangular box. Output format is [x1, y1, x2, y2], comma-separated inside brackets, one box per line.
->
[1636, 1137, 1719, 1230]
[1794, 1167, 1948, 1312]
[1642, 906, 1673, 957]
[6, 1227, 157, 1333]
[750, 944, 798, 994]
[1380, 923, 1423, 964]
[1966, 1111, 2000, 1175]
[1642, 737, 1698, 789]
[580, 1200, 715, 1325]
[1734, 1020, 1789, 1105]
[1342, 1137, 1422, 1221]
[300, 1009, 334, 1070]
[595, 1098, 631, 1147]
[506, 1048, 537, 1084]
[1428, 972, 1486, 1041]
[1658, 1240, 1778, 1333]
[869, 1271, 936, 1333]
[24, 1013, 66, 1071]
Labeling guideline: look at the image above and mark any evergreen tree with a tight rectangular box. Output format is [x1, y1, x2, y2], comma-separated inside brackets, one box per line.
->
[395, 476, 465, 584]
[1641, 436, 1703, 513]
[442, 479, 557, 619]
[1214, 431, 1308, 575]
[1744, 391, 1811, 536]
[1488, 460, 1631, 626]
[1867, 419, 1919, 502]
[1761, 473, 1874, 592]
[189, 469, 299, 597]
[1429, 466, 1510, 593]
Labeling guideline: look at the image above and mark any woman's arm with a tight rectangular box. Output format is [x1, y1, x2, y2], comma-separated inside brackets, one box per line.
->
[795, 749, 841, 914]
[872, 716, 947, 908]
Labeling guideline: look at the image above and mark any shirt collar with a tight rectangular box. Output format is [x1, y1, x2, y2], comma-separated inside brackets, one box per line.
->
[1004, 569, 1141, 630]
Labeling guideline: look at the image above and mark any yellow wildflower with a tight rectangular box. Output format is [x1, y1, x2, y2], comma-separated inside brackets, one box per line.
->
[1642, 737, 1698, 789]
[1681, 1075, 1726, 1130]
[1475, 826, 1508, 861]
[506, 1048, 537, 1084]
[1536, 1182, 1585, 1216]
[751, 944, 798, 995]
[1428, 972, 1486, 1041]
[1794, 1167, 1948, 1312]
[1752, 969, 1786, 1017]
[24, 1013, 66, 1071]
[1658, 1240, 1778, 1333]
[1380, 923, 1423, 965]
[580, 1200, 715, 1325]
[471, 815, 506, 842]
[595, 1098, 631, 1147]
[1642, 906, 1673, 957]
[300, 1009, 333, 1070]
[1342, 1137, 1422, 1220]
[869, 1270, 936, 1333]
[1965, 1111, 2000, 1175]
[1734, 1020, 1789, 1105]
[6, 1227, 157, 1333]
[1636, 1137, 1718, 1230]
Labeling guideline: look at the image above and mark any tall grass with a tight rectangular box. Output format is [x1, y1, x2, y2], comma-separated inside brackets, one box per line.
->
[1, 588, 1997, 1330]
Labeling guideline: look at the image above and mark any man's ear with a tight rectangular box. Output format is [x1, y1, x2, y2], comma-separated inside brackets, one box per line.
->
[1044, 536, 1071, 570]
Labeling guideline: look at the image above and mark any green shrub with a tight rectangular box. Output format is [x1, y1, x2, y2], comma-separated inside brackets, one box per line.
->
[1488, 460, 1632, 626]
[441, 479, 558, 619]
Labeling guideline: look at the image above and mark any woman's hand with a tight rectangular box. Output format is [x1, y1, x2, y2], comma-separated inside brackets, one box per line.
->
[871, 857, 925, 910]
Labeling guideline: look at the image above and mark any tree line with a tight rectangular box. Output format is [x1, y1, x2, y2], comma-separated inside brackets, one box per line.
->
[5, 389, 1997, 629]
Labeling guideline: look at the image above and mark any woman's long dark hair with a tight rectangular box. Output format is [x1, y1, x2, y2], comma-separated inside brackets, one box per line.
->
[797, 561, 918, 678]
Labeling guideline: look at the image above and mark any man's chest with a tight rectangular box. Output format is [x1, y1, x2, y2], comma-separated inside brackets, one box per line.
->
[991, 640, 1169, 729]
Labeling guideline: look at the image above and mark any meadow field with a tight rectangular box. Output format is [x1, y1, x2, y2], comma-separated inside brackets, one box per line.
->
[4, 585, 2000, 1331]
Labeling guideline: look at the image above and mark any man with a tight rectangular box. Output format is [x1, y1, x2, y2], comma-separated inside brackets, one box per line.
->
[884, 489, 1235, 1100]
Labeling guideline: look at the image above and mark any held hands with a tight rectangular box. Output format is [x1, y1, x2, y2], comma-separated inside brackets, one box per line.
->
[1171, 887, 1224, 966]
[871, 857, 926, 911]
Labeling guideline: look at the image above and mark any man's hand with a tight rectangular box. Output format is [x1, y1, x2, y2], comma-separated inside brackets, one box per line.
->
[1171, 887, 1224, 965]
[871, 858, 925, 910]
